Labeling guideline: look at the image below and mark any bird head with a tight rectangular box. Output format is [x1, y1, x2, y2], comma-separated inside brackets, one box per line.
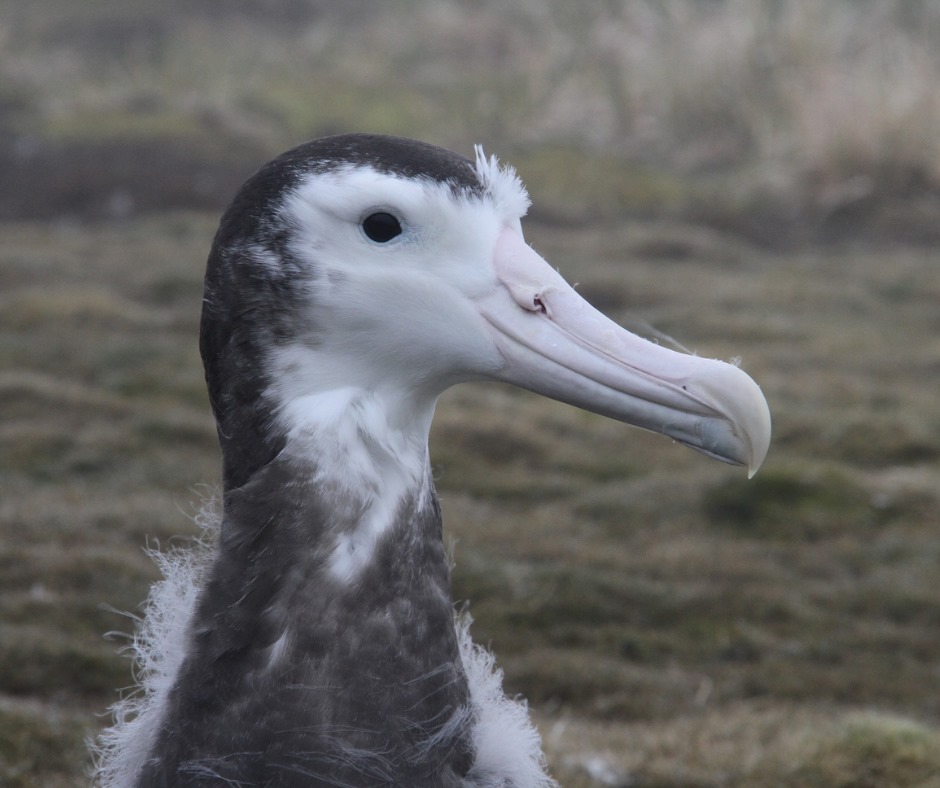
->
[201, 134, 770, 488]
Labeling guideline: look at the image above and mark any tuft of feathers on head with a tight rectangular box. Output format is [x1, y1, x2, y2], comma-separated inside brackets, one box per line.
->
[473, 145, 531, 221]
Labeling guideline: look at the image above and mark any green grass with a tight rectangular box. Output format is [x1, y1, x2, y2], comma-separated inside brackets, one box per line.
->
[0, 700, 90, 788]
[3, 214, 939, 785]
[2, 0, 939, 240]
[2, 1, 940, 784]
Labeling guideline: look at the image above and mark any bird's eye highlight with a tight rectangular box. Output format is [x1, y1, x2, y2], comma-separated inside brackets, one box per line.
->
[362, 212, 403, 243]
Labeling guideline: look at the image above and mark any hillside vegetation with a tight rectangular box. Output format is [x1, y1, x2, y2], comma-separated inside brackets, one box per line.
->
[1, 2, 939, 785]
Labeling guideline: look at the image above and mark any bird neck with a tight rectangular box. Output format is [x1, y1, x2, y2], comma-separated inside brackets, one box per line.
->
[210, 382, 448, 643]
[206, 448, 455, 664]
[146, 390, 475, 783]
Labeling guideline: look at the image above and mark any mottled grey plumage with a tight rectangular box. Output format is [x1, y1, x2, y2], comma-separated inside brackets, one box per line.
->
[95, 131, 770, 788]
[137, 461, 473, 786]
[139, 136, 485, 786]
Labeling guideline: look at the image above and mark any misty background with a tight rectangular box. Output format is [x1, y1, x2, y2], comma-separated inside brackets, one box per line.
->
[2, 2, 939, 785]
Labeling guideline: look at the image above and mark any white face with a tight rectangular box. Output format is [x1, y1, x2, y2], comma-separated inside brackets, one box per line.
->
[268, 154, 770, 476]
[278, 166, 513, 397]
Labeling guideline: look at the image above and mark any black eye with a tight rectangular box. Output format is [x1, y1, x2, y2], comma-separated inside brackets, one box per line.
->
[362, 212, 403, 243]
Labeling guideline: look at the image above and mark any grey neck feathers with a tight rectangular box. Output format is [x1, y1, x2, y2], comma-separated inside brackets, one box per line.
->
[137, 456, 475, 787]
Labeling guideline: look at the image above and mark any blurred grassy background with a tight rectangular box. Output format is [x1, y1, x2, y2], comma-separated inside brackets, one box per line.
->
[1, 1, 939, 785]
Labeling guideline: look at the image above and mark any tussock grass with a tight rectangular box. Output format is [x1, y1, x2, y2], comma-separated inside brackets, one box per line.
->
[2, 2, 940, 784]
[541, 705, 940, 787]
[3, 218, 939, 784]
[0, 698, 89, 788]
[2, 0, 939, 241]
[4, 214, 937, 784]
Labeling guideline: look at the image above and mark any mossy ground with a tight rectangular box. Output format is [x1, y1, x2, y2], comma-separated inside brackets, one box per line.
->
[2, 1, 940, 785]
[4, 214, 936, 785]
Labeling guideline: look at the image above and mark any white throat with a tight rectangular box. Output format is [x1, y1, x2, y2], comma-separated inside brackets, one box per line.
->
[268, 343, 438, 583]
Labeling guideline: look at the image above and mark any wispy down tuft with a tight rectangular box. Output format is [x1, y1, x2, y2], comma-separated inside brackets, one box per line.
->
[91, 497, 219, 787]
[473, 146, 532, 220]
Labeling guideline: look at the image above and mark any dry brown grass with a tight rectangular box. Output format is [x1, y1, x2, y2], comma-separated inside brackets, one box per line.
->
[2, 1, 940, 785]
[3, 213, 940, 788]
[2, 0, 939, 241]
